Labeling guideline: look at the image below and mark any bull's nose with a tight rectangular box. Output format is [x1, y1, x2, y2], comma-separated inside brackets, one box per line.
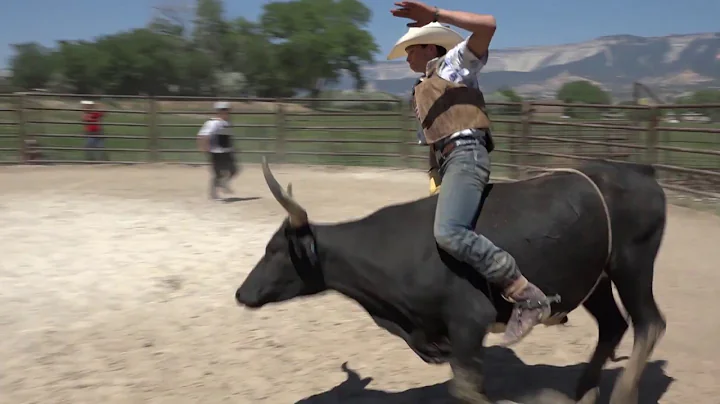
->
[235, 287, 247, 306]
[235, 286, 261, 309]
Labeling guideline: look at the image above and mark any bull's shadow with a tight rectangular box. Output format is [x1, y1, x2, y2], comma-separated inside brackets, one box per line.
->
[296, 346, 673, 404]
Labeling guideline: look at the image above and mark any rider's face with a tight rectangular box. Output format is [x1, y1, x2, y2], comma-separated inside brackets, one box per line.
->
[405, 44, 437, 73]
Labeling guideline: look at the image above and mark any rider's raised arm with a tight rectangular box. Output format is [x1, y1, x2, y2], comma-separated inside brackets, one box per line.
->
[433, 8, 496, 60]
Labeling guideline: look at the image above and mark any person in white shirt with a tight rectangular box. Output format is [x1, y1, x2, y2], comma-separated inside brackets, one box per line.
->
[196, 101, 238, 200]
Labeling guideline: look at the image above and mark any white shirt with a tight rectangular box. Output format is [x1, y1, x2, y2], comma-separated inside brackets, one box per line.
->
[197, 118, 232, 153]
[416, 38, 490, 144]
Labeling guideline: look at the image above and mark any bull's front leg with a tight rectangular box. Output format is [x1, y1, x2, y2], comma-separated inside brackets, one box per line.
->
[447, 289, 497, 404]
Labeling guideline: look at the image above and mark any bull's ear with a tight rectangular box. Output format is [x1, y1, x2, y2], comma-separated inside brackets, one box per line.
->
[299, 235, 318, 264]
[285, 225, 319, 269]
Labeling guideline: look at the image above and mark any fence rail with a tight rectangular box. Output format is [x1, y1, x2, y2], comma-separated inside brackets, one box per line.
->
[1, 92, 719, 198]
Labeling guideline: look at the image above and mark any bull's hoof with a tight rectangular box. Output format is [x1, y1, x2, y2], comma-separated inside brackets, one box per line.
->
[449, 385, 492, 403]
[449, 377, 491, 403]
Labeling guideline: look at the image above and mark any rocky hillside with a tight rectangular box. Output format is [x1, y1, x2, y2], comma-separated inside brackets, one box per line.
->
[335, 32, 720, 100]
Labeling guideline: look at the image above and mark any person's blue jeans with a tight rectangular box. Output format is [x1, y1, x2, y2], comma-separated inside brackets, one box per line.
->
[84, 132, 108, 161]
[433, 138, 521, 287]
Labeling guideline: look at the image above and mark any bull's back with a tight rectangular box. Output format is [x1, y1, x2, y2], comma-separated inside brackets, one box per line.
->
[473, 172, 611, 310]
[477, 172, 610, 250]
[353, 169, 612, 307]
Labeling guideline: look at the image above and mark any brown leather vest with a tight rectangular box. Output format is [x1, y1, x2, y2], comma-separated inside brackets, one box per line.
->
[411, 58, 492, 145]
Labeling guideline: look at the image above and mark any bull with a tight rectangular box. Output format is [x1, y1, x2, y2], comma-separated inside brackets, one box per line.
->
[235, 157, 667, 404]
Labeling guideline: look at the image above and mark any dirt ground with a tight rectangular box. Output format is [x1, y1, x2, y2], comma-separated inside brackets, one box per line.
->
[1, 164, 718, 404]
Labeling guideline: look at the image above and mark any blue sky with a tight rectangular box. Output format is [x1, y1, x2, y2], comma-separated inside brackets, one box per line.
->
[1, 0, 718, 67]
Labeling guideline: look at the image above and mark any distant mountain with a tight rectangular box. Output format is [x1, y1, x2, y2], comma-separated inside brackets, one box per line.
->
[332, 32, 720, 100]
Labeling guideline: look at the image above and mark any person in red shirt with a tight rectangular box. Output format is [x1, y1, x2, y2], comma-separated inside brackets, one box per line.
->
[81, 100, 108, 161]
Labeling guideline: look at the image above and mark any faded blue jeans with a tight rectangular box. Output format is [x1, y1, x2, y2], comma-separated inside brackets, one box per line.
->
[84, 133, 108, 161]
[433, 137, 521, 287]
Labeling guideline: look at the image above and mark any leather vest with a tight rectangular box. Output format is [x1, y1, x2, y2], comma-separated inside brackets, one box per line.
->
[208, 118, 233, 150]
[411, 58, 492, 145]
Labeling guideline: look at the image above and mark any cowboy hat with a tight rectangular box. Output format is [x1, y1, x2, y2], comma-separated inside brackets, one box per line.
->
[386, 22, 464, 60]
[213, 101, 231, 110]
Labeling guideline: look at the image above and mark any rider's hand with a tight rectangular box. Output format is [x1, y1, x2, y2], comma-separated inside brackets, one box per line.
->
[390, 1, 437, 27]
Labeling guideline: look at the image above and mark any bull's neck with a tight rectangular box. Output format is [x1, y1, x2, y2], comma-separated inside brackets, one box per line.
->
[311, 222, 390, 305]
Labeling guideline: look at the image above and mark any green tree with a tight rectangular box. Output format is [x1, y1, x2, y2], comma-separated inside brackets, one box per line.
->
[56, 40, 108, 94]
[149, 5, 217, 95]
[254, 0, 378, 97]
[176, 48, 217, 95]
[193, 0, 235, 71]
[556, 80, 612, 118]
[90, 29, 184, 95]
[497, 86, 523, 115]
[682, 90, 720, 121]
[8, 43, 57, 90]
[148, 2, 193, 39]
[5, 0, 379, 98]
[231, 17, 295, 97]
[617, 100, 663, 123]
[689, 89, 720, 104]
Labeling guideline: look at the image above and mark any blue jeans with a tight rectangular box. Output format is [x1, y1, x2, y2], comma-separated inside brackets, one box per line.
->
[433, 139, 521, 286]
[85, 133, 108, 161]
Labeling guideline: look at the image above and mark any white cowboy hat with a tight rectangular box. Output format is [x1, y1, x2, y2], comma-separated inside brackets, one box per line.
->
[80, 100, 95, 105]
[386, 22, 464, 60]
[214, 101, 230, 110]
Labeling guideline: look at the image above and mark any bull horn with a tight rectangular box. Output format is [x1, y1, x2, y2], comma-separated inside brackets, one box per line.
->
[261, 156, 308, 226]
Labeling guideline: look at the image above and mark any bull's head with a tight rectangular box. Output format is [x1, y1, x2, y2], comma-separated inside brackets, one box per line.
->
[235, 157, 326, 308]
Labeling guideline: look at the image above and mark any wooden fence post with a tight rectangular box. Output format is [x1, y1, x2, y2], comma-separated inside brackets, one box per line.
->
[397, 99, 411, 167]
[17, 93, 27, 164]
[275, 100, 286, 163]
[644, 106, 659, 166]
[507, 105, 519, 179]
[148, 96, 158, 162]
[519, 101, 533, 177]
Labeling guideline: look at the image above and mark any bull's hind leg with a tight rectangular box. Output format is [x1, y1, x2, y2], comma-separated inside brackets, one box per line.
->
[607, 249, 666, 403]
[575, 275, 629, 402]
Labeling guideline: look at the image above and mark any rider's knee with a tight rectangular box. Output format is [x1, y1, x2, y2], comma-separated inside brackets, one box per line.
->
[433, 224, 460, 253]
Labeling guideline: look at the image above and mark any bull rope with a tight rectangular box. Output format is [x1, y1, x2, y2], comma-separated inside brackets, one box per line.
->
[519, 168, 613, 267]
[516, 168, 615, 313]
[435, 167, 615, 313]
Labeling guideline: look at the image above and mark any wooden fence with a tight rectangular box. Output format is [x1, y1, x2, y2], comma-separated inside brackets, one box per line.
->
[1, 92, 719, 198]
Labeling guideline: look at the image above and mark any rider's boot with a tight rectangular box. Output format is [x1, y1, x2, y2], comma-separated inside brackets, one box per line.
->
[500, 275, 552, 346]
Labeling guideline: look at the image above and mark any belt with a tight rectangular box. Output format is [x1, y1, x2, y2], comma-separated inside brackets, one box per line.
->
[433, 135, 484, 161]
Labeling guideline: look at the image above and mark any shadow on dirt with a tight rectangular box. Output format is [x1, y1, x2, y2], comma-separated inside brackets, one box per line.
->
[221, 196, 261, 203]
[296, 346, 673, 404]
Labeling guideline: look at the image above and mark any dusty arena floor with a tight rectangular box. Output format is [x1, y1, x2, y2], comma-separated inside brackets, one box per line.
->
[1, 164, 718, 404]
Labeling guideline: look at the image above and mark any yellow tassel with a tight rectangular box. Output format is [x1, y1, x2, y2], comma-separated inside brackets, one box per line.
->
[429, 177, 440, 195]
